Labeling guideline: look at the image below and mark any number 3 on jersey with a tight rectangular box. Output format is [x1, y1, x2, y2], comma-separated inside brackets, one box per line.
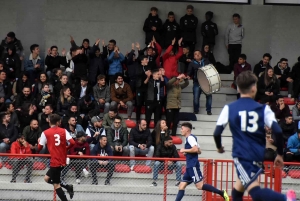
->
[54, 134, 61, 146]
[239, 111, 259, 132]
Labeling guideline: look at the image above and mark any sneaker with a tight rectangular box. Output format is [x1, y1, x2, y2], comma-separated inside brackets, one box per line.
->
[150, 181, 157, 187]
[76, 179, 81, 184]
[104, 180, 111, 185]
[286, 189, 296, 201]
[67, 184, 74, 199]
[130, 165, 135, 171]
[24, 179, 32, 183]
[83, 169, 89, 178]
[10, 179, 16, 183]
[175, 181, 180, 186]
[92, 180, 98, 185]
[207, 111, 212, 115]
[194, 111, 199, 114]
[222, 190, 229, 201]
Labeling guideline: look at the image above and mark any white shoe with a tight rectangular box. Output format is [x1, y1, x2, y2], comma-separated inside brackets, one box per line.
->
[83, 168, 89, 177]
[76, 179, 81, 184]
[130, 165, 135, 171]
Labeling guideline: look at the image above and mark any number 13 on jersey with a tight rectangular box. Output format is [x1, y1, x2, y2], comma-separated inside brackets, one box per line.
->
[239, 111, 259, 133]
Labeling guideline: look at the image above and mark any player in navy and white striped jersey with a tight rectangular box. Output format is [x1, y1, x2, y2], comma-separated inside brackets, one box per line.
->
[214, 71, 296, 201]
[175, 122, 229, 201]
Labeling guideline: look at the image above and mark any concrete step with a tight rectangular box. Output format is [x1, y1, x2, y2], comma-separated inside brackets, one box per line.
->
[220, 74, 234, 81]
[177, 128, 232, 137]
[180, 107, 224, 114]
[195, 114, 219, 122]
[181, 93, 237, 102]
[182, 86, 237, 95]
[178, 121, 228, 130]
[181, 100, 232, 107]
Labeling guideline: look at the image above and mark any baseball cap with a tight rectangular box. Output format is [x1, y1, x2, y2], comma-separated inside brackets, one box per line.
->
[76, 131, 87, 138]
[91, 116, 103, 124]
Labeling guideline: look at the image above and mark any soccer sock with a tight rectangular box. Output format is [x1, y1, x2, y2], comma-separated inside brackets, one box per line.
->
[202, 184, 223, 196]
[55, 187, 68, 201]
[249, 186, 286, 201]
[60, 183, 69, 190]
[232, 188, 244, 201]
[175, 190, 185, 201]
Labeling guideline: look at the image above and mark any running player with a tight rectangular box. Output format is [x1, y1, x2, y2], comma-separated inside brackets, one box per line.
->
[38, 114, 75, 201]
[175, 122, 229, 201]
[213, 71, 296, 201]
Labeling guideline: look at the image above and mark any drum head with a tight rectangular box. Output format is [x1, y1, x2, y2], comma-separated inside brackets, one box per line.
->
[197, 69, 210, 94]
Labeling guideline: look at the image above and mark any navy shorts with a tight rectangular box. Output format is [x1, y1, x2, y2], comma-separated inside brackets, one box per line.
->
[182, 166, 203, 184]
[233, 158, 263, 189]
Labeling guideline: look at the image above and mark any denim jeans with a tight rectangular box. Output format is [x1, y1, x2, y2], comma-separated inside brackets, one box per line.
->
[193, 84, 212, 113]
[153, 161, 182, 181]
[129, 145, 154, 167]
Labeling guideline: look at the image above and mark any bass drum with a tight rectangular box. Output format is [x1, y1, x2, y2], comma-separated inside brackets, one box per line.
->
[197, 64, 221, 95]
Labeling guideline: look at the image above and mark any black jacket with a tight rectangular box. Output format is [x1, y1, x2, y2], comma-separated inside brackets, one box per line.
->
[56, 97, 76, 116]
[78, 100, 97, 115]
[201, 20, 218, 45]
[162, 19, 181, 48]
[88, 45, 106, 84]
[146, 78, 165, 101]
[73, 84, 93, 100]
[291, 62, 300, 82]
[36, 92, 55, 112]
[0, 123, 18, 144]
[15, 93, 36, 108]
[0, 37, 23, 58]
[187, 59, 210, 84]
[39, 113, 51, 131]
[273, 64, 291, 84]
[138, 48, 158, 70]
[253, 61, 272, 77]
[257, 75, 280, 99]
[136, 64, 151, 91]
[54, 82, 73, 98]
[143, 14, 163, 45]
[154, 144, 179, 160]
[126, 50, 139, 79]
[16, 110, 38, 132]
[0, 80, 12, 101]
[45, 55, 67, 72]
[279, 121, 296, 141]
[3, 52, 21, 78]
[62, 109, 83, 128]
[72, 54, 88, 78]
[179, 53, 193, 72]
[202, 51, 216, 66]
[180, 14, 198, 43]
[129, 126, 152, 148]
[15, 78, 31, 95]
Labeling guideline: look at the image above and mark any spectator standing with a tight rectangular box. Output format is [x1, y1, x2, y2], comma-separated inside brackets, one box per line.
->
[10, 134, 33, 183]
[162, 11, 180, 49]
[0, 112, 18, 154]
[103, 107, 127, 130]
[24, 44, 44, 84]
[108, 47, 125, 84]
[274, 58, 293, 98]
[201, 11, 218, 52]
[178, 46, 192, 73]
[126, 43, 140, 92]
[0, 32, 23, 59]
[129, 119, 154, 170]
[253, 53, 272, 78]
[138, 41, 160, 70]
[180, 5, 198, 53]
[143, 7, 163, 45]
[257, 68, 280, 104]
[285, 130, 300, 162]
[93, 74, 110, 114]
[72, 47, 88, 84]
[3, 46, 21, 80]
[225, 13, 244, 71]
[151, 136, 181, 187]
[22, 120, 42, 153]
[270, 95, 290, 122]
[291, 57, 300, 99]
[280, 114, 296, 145]
[70, 36, 91, 56]
[45, 46, 67, 79]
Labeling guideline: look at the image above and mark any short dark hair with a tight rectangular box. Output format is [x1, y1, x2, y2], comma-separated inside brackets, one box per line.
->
[263, 53, 272, 60]
[81, 76, 88, 82]
[187, 5, 194, 10]
[30, 44, 39, 53]
[140, 55, 148, 61]
[150, 7, 158, 12]
[236, 71, 258, 94]
[49, 114, 61, 125]
[44, 104, 53, 110]
[114, 73, 123, 81]
[206, 11, 214, 18]
[82, 39, 89, 44]
[0, 70, 6, 75]
[84, 95, 91, 102]
[151, 68, 160, 74]
[109, 105, 118, 113]
[139, 119, 147, 125]
[50, 46, 58, 51]
[280, 58, 288, 63]
[276, 95, 283, 100]
[53, 68, 62, 74]
[68, 116, 76, 121]
[69, 103, 77, 109]
[22, 86, 31, 91]
[97, 74, 106, 81]
[114, 116, 122, 122]
[99, 135, 107, 140]
[164, 136, 173, 141]
[168, 11, 174, 16]
[285, 114, 292, 118]
[233, 13, 241, 18]
[7, 32, 15, 38]
[181, 122, 193, 130]
[109, 39, 116, 45]
[239, 54, 247, 60]
[183, 46, 190, 50]
[0, 112, 7, 122]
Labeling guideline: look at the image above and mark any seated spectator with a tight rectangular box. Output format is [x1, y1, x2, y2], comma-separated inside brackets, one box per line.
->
[36, 83, 55, 112]
[274, 58, 293, 98]
[3, 46, 21, 80]
[78, 95, 97, 129]
[257, 68, 279, 104]
[234, 54, 251, 81]
[39, 104, 53, 131]
[285, 130, 300, 162]
[110, 73, 134, 120]
[6, 103, 19, 127]
[129, 119, 154, 170]
[151, 119, 169, 148]
[0, 61, 11, 79]
[253, 53, 272, 77]
[86, 116, 106, 150]
[56, 86, 76, 116]
[152, 136, 181, 187]
[264, 126, 277, 162]
[166, 74, 189, 136]
[15, 86, 35, 109]
[280, 114, 296, 145]
[61, 131, 90, 184]
[0, 32, 23, 59]
[13, 72, 30, 97]
[54, 74, 73, 99]
[162, 11, 180, 49]
[50, 68, 62, 87]
[22, 119, 41, 149]
[24, 44, 44, 84]
[162, 38, 183, 79]
[64, 116, 84, 139]
[178, 46, 192, 73]
[0, 70, 12, 103]
[62, 104, 83, 128]
[32, 72, 54, 96]
[73, 76, 93, 101]
[90, 135, 115, 185]
[88, 39, 106, 86]
[145, 69, 165, 127]
[291, 57, 300, 99]
[103, 106, 127, 130]
[107, 116, 129, 156]
[10, 134, 33, 183]
[16, 103, 38, 132]
[0, 112, 18, 153]
[45, 46, 67, 78]
[108, 47, 125, 84]
[270, 95, 290, 122]
[201, 45, 216, 65]
[93, 74, 110, 114]
[292, 102, 300, 126]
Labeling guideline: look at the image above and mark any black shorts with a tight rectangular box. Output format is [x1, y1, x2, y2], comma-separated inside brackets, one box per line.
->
[46, 166, 64, 184]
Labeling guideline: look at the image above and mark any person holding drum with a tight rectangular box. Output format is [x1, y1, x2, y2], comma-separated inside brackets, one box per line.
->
[187, 50, 212, 115]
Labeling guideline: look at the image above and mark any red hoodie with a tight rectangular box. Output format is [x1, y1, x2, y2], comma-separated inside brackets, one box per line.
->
[10, 141, 32, 159]
[69, 140, 90, 156]
[163, 45, 183, 79]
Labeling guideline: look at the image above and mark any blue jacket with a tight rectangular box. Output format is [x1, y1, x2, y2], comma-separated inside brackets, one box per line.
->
[108, 52, 125, 75]
[24, 54, 44, 72]
[91, 142, 113, 161]
[287, 133, 300, 155]
[187, 58, 210, 84]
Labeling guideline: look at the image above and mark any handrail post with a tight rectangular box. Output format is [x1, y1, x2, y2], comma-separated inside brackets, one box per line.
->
[163, 159, 168, 201]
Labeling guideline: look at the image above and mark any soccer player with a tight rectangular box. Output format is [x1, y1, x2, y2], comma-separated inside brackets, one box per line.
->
[213, 71, 296, 201]
[175, 122, 229, 201]
[38, 114, 75, 201]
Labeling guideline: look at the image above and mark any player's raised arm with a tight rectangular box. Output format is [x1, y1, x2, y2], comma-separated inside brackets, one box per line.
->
[65, 130, 75, 150]
[37, 132, 47, 152]
[213, 105, 229, 153]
